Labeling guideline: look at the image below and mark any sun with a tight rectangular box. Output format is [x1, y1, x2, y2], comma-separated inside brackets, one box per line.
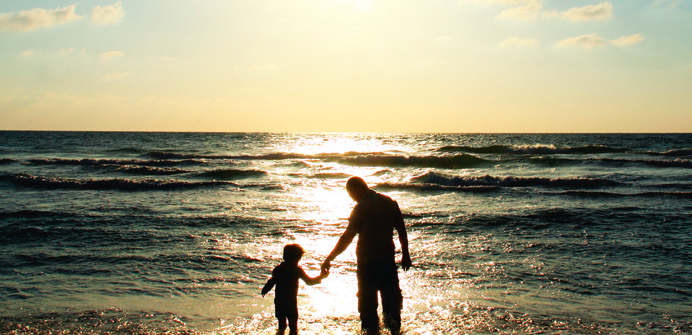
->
[354, 0, 372, 12]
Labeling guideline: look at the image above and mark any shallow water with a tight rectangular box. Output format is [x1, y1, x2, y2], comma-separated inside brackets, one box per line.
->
[0, 132, 690, 334]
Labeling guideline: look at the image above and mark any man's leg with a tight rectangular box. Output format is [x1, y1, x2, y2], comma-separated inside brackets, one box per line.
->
[379, 262, 403, 333]
[357, 263, 380, 333]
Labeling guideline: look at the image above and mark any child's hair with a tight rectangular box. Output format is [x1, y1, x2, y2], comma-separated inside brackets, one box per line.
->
[283, 244, 305, 262]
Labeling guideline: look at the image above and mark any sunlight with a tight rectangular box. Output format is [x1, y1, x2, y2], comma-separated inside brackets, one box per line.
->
[354, 0, 372, 12]
[292, 184, 352, 225]
[279, 134, 399, 156]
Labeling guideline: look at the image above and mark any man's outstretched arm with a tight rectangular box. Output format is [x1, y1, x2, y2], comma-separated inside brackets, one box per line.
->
[321, 230, 356, 271]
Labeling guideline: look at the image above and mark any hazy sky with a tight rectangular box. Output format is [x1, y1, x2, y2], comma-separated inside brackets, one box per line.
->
[1, 0, 690, 132]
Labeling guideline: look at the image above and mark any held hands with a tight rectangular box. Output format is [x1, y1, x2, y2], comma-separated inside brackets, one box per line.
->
[319, 267, 330, 280]
[321, 259, 331, 272]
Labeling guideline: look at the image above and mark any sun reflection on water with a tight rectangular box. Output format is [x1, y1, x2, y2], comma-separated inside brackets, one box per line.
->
[277, 134, 404, 156]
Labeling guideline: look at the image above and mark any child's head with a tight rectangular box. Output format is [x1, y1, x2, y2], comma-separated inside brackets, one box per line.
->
[283, 244, 305, 263]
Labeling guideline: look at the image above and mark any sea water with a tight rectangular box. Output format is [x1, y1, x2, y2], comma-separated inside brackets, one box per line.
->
[0, 132, 690, 334]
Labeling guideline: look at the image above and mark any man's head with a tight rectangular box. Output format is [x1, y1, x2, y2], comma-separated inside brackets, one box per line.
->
[283, 244, 305, 263]
[346, 176, 369, 201]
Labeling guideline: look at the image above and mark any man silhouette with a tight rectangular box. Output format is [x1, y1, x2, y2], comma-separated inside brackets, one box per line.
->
[322, 177, 412, 334]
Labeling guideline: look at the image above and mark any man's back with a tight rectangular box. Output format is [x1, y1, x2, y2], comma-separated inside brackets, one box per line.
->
[347, 190, 403, 264]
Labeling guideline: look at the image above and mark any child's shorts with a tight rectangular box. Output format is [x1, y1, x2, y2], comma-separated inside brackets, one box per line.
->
[275, 299, 299, 319]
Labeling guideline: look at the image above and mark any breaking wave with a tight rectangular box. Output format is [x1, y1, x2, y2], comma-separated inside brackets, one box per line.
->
[438, 144, 628, 155]
[336, 154, 489, 169]
[0, 173, 235, 191]
[27, 158, 205, 167]
[409, 172, 621, 189]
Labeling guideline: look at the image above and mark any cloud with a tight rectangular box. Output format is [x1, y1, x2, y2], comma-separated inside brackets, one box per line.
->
[498, 0, 543, 20]
[20, 50, 36, 57]
[57, 48, 75, 56]
[558, 33, 608, 49]
[543, 2, 614, 21]
[501, 36, 539, 47]
[91, 2, 125, 24]
[101, 50, 124, 60]
[558, 33, 646, 49]
[103, 72, 132, 80]
[0, 4, 82, 32]
[610, 34, 646, 47]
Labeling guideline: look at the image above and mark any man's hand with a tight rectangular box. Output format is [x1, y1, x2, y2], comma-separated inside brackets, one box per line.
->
[401, 253, 412, 271]
[321, 259, 331, 272]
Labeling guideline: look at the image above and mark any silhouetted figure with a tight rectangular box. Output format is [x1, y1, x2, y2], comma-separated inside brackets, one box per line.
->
[262, 244, 329, 335]
[322, 177, 412, 335]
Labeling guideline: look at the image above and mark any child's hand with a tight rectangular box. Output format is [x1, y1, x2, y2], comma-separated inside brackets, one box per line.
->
[320, 268, 330, 279]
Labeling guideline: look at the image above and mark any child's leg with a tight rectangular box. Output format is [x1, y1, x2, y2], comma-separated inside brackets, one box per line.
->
[287, 315, 298, 335]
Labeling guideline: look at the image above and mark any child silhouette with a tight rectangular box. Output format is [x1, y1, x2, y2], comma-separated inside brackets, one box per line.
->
[262, 244, 329, 335]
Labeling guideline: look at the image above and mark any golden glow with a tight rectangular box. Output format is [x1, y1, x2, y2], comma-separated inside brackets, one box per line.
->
[279, 135, 401, 155]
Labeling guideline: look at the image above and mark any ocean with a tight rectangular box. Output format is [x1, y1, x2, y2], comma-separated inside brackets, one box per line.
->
[0, 131, 690, 334]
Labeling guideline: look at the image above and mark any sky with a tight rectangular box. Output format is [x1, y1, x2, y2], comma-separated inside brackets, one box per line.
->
[0, 0, 690, 133]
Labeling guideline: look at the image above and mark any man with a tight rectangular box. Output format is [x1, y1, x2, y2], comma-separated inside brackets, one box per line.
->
[322, 177, 412, 334]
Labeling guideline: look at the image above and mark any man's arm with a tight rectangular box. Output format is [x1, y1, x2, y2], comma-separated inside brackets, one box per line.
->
[393, 202, 412, 271]
[321, 230, 356, 271]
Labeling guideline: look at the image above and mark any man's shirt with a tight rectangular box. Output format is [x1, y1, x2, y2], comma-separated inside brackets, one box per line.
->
[346, 189, 404, 265]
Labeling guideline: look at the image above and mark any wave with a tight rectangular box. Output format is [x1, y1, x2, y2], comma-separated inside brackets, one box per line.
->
[438, 144, 628, 155]
[295, 172, 352, 179]
[556, 191, 692, 199]
[106, 147, 149, 154]
[337, 154, 489, 169]
[530, 157, 692, 169]
[113, 165, 191, 175]
[0, 173, 235, 191]
[26, 158, 205, 167]
[410, 172, 621, 189]
[662, 149, 692, 157]
[0, 158, 16, 165]
[196, 169, 267, 180]
[375, 183, 499, 193]
[147, 151, 309, 160]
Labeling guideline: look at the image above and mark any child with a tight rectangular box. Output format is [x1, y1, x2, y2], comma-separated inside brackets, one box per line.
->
[261, 244, 329, 335]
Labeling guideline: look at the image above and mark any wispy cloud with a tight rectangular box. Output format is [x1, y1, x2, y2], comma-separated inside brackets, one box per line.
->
[610, 34, 646, 47]
[91, 2, 125, 24]
[491, 1, 614, 21]
[558, 33, 608, 49]
[101, 50, 124, 60]
[0, 4, 82, 32]
[558, 33, 645, 49]
[543, 2, 613, 21]
[501, 36, 539, 47]
[498, 0, 543, 20]
[20, 50, 36, 57]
